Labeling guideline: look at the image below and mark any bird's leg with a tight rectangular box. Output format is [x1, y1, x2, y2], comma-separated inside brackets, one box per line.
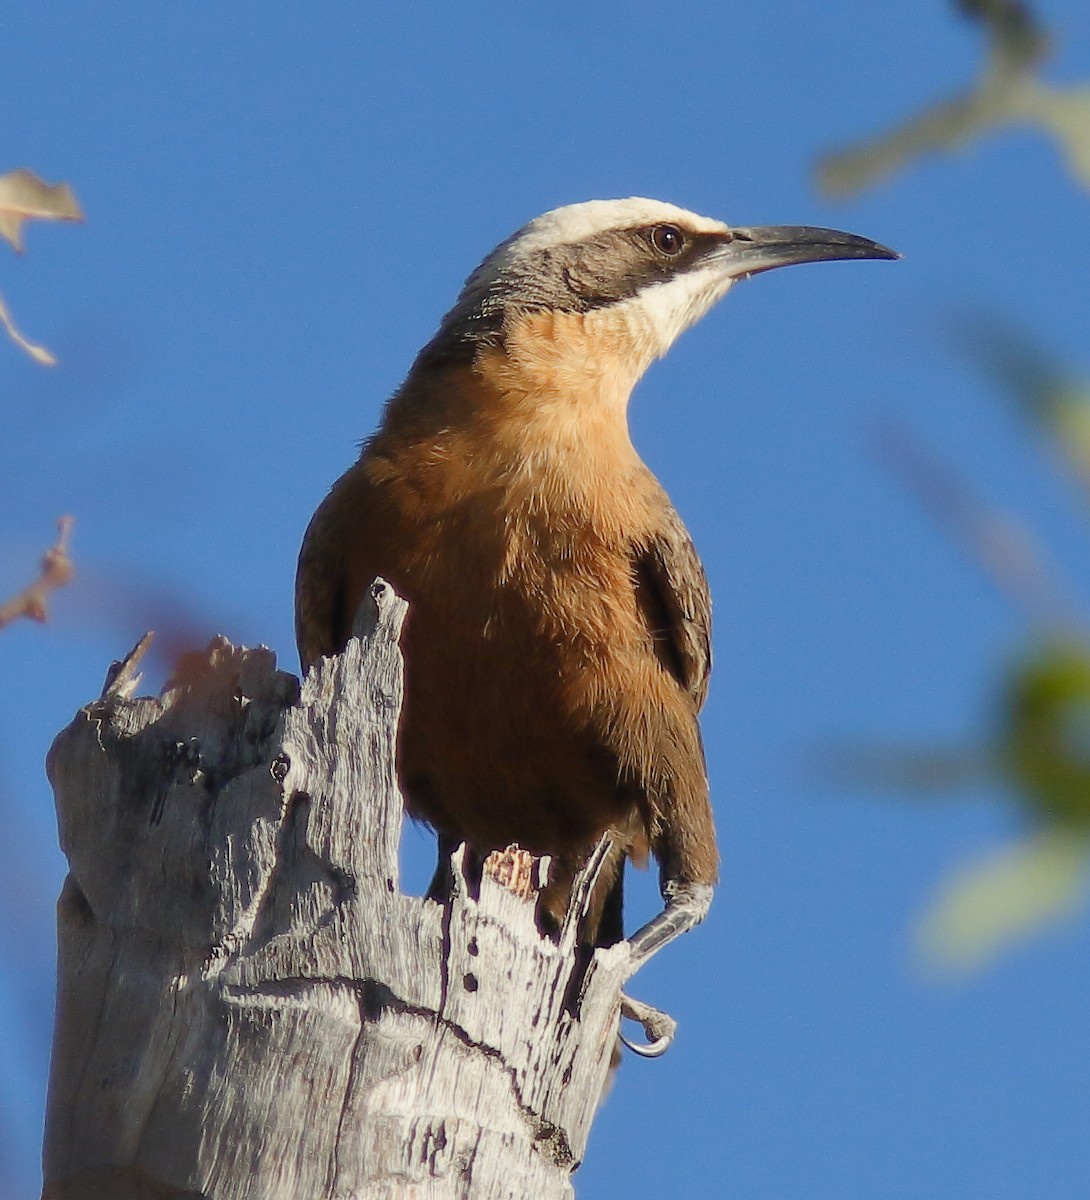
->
[425, 832, 460, 903]
[620, 875, 714, 1057]
[627, 878, 714, 965]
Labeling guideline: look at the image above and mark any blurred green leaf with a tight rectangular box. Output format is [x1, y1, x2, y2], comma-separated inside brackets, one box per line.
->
[915, 643, 1090, 971]
[817, 1, 1090, 196]
[1000, 641, 1090, 825]
[821, 6, 1090, 975]
[917, 826, 1090, 971]
[1022, 82, 1090, 187]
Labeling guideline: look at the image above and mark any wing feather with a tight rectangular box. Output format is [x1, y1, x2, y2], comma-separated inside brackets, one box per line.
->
[632, 508, 712, 710]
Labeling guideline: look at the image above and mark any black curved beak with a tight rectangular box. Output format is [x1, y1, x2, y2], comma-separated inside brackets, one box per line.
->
[710, 225, 900, 278]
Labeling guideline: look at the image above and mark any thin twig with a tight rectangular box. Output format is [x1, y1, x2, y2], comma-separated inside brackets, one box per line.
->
[872, 419, 1084, 633]
[0, 516, 75, 631]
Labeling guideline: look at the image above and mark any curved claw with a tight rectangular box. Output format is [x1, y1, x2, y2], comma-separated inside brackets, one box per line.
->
[619, 992, 678, 1058]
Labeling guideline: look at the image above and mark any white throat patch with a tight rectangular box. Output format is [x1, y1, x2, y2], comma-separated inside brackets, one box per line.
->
[626, 263, 737, 360]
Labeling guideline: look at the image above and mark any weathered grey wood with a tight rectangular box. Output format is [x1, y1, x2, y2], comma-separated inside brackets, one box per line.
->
[43, 580, 633, 1200]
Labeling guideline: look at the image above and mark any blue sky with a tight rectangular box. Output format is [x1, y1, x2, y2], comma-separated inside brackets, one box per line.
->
[2, 2, 1089, 1195]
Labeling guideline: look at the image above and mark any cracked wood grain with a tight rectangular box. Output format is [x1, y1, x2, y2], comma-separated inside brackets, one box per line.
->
[42, 581, 631, 1200]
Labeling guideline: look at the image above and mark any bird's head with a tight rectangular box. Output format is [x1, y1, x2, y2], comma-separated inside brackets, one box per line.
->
[426, 198, 897, 387]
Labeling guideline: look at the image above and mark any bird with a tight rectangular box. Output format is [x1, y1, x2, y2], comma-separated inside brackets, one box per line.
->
[295, 197, 896, 1013]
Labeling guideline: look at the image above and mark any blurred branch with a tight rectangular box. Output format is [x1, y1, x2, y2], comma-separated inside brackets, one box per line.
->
[817, 4, 1090, 974]
[0, 517, 75, 632]
[872, 417, 1084, 631]
[817, 0, 1090, 197]
[872, 409, 1090, 968]
[817, 741, 993, 795]
[0, 167, 84, 366]
[956, 315, 1090, 493]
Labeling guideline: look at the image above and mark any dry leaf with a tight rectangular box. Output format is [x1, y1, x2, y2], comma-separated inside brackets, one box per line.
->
[0, 167, 83, 253]
[0, 517, 75, 631]
[0, 289, 57, 365]
[0, 167, 83, 363]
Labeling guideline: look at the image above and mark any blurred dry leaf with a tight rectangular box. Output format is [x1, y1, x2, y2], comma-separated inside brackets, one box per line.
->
[0, 167, 83, 365]
[817, 0, 1090, 196]
[0, 168, 83, 252]
[917, 826, 1090, 971]
[0, 517, 75, 632]
[0, 291, 57, 365]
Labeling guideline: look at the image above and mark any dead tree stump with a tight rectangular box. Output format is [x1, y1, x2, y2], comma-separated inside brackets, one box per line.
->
[42, 581, 634, 1200]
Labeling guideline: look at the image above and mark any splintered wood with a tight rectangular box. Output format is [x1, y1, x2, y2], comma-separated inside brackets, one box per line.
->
[484, 844, 544, 900]
[42, 580, 632, 1200]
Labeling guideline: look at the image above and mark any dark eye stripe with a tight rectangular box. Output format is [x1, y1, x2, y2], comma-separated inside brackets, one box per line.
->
[424, 221, 736, 365]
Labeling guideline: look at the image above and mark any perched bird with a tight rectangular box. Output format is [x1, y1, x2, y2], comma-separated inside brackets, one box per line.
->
[296, 198, 896, 981]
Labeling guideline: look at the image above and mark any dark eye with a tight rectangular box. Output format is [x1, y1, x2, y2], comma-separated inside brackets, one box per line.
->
[651, 224, 685, 256]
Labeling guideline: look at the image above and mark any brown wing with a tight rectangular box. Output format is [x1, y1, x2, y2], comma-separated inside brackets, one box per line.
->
[295, 485, 353, 673]
[633, 507, 712, 710]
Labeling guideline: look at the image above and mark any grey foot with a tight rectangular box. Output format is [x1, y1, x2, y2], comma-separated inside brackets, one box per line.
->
[627, 881, 713, 966]
[619, 993, 678, 1058]
[617, 881, 713, 1057]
